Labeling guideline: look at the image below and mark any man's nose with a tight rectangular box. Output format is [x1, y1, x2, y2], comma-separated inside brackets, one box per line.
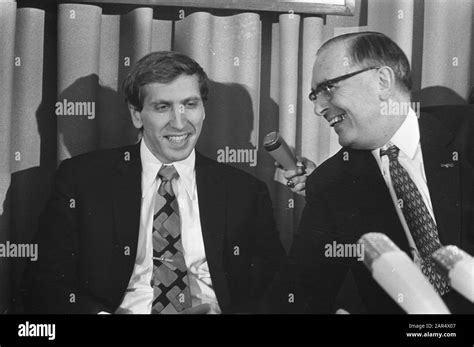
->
[170, 106, 186, 129]
[313, 98, 329, 118]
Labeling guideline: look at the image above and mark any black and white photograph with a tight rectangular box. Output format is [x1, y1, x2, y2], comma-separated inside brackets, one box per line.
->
[0, 0, 473, 344]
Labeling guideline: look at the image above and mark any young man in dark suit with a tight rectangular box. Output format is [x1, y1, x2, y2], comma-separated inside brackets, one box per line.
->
[274, 32, 474, 314]
[25, 51, 285, 314]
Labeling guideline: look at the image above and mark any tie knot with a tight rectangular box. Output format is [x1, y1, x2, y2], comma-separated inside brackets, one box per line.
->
[158, 165, 179, 182]
[380, 144, 400, 160]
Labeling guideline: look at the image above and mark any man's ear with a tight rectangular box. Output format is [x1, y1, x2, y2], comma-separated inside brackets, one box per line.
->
[128, 103, 143, 129]
[377, 66, 395, 100]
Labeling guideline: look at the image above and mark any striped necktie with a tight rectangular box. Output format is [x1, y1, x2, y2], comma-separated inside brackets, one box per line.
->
[380, 144, 450, 295]
[151, 164, 192, 313]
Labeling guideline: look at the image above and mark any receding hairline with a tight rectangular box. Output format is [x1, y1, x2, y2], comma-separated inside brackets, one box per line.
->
[315, 32, 412, 94]
[316, 32, 369, 63]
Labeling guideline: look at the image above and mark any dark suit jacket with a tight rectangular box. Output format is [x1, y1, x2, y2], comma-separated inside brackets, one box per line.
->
[271, 105, 474, 314]
[24, 143, 285, 314]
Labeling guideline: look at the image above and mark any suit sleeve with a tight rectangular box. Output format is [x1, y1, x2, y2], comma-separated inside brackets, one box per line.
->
[266, 175, 350, 313]
[24, 159, 110, 314]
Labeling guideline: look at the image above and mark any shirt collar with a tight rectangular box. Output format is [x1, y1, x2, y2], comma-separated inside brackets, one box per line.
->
[372, 107, 420, 159]
[140, 140, 196, 199]
[172, 148, 196, 200]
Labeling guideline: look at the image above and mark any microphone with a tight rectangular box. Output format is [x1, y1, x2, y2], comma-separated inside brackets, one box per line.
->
[263, 132, 298, 170]
[431, 245, 474, 303]
[358, 232, 450, 314]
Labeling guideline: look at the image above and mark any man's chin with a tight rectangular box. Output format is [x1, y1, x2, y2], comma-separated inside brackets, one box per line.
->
[161, 147, 193, 163]
[158, 136, 196, 161]
[337, 130, 358, 149]
[338, 136, 350, 147]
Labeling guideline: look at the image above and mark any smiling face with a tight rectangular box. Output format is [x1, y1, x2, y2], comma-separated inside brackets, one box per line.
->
[311, 42, 394, 150]
[129, 74, 205, 163]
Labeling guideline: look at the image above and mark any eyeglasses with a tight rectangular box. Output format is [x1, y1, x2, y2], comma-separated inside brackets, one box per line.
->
[308, 66, 381, 102]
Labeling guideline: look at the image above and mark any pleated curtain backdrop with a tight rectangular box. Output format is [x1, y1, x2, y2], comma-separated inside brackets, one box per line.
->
[0, 0, 473, 313]
[0, 0, 57, 313]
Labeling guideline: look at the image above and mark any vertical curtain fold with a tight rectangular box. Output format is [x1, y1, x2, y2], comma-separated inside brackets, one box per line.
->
[367, 0, 414, 63]
[274, 14, 301, 247]
[120, 7, 153, 66]
[99, 14, 123, 149]
[421, 0, 473, 105]
[57, 4, 102, 160]
[0, 0, 17, 313]
[0, 2, 16, 225]
[255, 18, 281, 229]
[117, 8, 155, 147]
[9, 7, 46, 312]
[279, 14, 300, 150]
[300, 16, 325, 165]
[151, 20, 172, 52]
[11, 9, 45, 172]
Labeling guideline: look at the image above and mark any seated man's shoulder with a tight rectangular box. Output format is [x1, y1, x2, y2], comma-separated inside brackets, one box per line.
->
[196, 152, 265, 188]
[307, 148, 353, 186]
[58, 143, 139, 178]
[421, 104, 474, 130]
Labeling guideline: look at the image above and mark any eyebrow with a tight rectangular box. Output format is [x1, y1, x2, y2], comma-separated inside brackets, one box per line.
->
[148, 96, 202, 105]
[182, 96, 202, 103]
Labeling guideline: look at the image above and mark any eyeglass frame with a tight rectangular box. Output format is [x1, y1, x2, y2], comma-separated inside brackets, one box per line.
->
[308, 66, 382, 102]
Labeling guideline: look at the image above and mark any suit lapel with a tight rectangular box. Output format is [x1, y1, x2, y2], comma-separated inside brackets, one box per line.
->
[110, 143, 142, 299]
[195, 152, 231, 310]
[419, 113, 461, 247]
[348, 149, 411, 254]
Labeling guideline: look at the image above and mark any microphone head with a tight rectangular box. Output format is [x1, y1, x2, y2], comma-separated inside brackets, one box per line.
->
[263, 131, 281, 151]
[431, 245, 469, 277]
[358, 232, 400, 270]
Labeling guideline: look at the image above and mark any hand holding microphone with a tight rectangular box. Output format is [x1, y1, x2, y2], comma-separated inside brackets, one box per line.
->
[432, 245, 474, 303]
[358, 232, 450, 314]
[263, 131, 316, 195]
[263, 131, 298, 170]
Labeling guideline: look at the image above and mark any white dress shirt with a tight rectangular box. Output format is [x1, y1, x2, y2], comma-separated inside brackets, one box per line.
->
[116, 140, 221, 314]
[371, 108, 437, 266]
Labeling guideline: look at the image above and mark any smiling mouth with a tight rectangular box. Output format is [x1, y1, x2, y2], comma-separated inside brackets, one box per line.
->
[328, 113, 346, 127]
[164, 133, 190, 143]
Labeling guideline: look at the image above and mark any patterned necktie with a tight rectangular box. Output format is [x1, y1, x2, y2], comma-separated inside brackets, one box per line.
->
[151, 165, 192, 313]
[380, 144, 450, 295]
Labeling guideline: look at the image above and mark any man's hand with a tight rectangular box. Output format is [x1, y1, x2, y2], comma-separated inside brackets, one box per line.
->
[277, 156, 317, 196]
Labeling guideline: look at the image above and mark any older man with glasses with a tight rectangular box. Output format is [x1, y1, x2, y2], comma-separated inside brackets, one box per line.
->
[273, 31, 474, 314]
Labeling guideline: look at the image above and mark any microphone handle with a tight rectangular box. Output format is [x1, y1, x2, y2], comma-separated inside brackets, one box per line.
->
[450, 258, 474, 302]
[267, 144, 298, 171]
[372, 251, 450, 314]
